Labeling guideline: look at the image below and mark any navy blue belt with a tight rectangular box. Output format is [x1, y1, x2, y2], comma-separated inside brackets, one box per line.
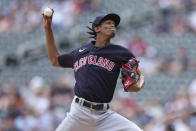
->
[75, 97, 109, 111]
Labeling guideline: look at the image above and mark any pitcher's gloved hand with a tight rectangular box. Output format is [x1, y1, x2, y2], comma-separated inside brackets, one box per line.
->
[121, 58, 140, 92]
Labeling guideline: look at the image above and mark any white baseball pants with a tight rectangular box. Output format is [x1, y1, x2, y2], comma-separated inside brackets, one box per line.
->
[55, 96, 143, 131]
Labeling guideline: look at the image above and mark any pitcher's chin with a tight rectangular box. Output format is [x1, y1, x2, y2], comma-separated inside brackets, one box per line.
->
[109, 32, 115, 38]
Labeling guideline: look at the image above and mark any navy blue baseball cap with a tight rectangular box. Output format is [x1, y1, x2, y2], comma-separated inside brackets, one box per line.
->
[92, 13, 120, 30]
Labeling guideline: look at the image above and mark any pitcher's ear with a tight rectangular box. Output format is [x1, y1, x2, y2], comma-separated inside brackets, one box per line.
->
[94, 26, 100, 33]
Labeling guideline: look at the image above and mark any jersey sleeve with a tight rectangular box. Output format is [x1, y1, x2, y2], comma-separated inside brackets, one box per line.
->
[57, 50, 75, 68]
[118, 46, 135, 63]
[121, 48, 135, 62]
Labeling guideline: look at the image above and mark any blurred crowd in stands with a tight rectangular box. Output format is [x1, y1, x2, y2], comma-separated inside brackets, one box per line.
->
[0, 76, 196, 131]
[149, 0, 196, 35]
[116, 33, 196, 76]
[114, 78, 196, 131]
[0, 76, 74, 131]
[0, 0, 100, 33]
[2, 0, 196, 35]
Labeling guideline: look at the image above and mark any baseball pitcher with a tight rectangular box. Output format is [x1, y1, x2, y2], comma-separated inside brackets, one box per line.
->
[42, 8, 145, 131]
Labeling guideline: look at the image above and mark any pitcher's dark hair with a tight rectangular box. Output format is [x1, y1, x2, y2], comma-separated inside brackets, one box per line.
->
[86, 22, 98, 40]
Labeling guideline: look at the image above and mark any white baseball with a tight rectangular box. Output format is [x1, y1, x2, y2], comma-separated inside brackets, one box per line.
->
[43, 7, 53, 17]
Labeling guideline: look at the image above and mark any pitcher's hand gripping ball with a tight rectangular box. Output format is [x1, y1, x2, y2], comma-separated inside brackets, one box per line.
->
[121, 58, 139, 91]
[43, 7, 53, 17]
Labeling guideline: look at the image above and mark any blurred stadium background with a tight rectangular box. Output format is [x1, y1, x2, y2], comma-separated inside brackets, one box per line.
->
[0, 0, 196, 130]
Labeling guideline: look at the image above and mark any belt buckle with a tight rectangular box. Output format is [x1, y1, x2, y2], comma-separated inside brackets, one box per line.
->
[90, 104, 94, 110]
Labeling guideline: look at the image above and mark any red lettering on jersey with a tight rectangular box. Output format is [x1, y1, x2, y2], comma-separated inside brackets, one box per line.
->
[107, 61, 115, 71]
[96, 57, 103, 66]
[74, 55, 115, 72]
[102, 58, 109, 68]
[79, 58, 83, 68]
[88, 55, 93, 64]
[83, 56, 87, 65]
[74, 61, 79, 72]
[93, 55, 97, 65]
